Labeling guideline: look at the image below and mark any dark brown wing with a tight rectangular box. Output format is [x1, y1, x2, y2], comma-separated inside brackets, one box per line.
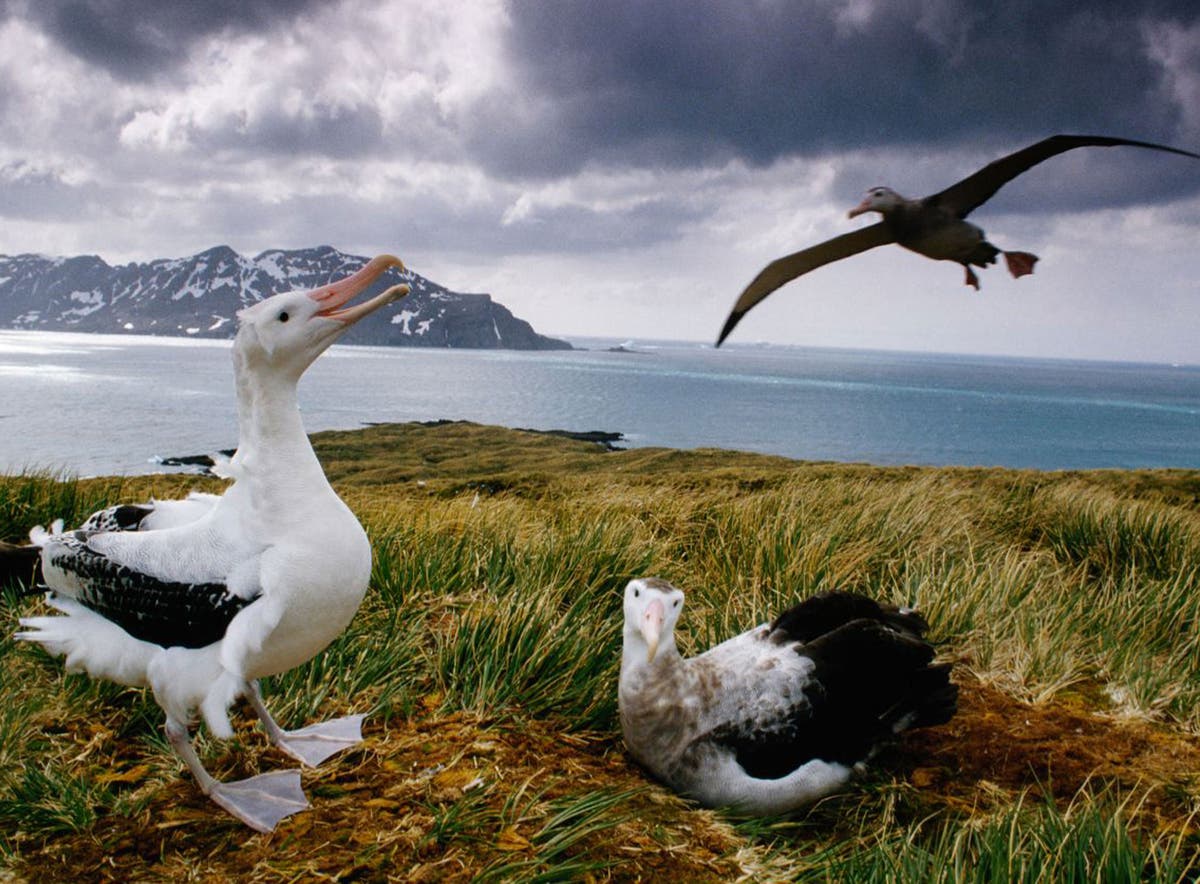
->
[932, 134, 1200, 219]
[716, 222, 894, 346]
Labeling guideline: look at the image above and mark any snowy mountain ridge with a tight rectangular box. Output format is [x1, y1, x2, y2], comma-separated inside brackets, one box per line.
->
[0, 245, 571, 350]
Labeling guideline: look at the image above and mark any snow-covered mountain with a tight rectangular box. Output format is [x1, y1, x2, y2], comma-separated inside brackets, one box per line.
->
[0, 245, 572, 350]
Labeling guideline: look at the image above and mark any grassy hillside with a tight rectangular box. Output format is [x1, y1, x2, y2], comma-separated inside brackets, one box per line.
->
[3, 421, 1200, 881]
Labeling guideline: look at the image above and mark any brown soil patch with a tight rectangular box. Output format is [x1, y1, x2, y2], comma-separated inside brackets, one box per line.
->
[893, 676, 1200, 820]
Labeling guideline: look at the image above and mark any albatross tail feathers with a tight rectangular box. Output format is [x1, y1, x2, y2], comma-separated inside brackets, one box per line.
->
[0, 541, 43, 594]
[15, 594, 160, 687]
[199, 669, 243, 739]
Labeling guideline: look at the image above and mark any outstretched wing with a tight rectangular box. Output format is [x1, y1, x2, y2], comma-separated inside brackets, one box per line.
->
[717, 223, 894, 346]
[932, 134, 1200, 219]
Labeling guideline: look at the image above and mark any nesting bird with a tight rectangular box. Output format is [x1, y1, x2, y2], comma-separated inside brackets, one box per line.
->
[15, 255, 410, 831]
[619, 578, 956, 814]
[717, 134, 1200, 345]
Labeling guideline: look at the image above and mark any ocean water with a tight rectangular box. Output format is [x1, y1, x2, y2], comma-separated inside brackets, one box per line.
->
[1, 330, 1198, 477]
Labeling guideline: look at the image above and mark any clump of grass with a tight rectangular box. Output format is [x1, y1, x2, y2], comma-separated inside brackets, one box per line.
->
[418, 778, 641, 883]
[800, 790, 1199, 883]
[427, 513, 653, 729]
[1032, 488, 1198, 580]
[0, 764, 104, 837]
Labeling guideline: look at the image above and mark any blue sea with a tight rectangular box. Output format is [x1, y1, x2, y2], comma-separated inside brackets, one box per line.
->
[1, 330, 1198, 477]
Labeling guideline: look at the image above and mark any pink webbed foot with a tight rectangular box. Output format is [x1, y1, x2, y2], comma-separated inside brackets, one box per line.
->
[207, 770, 308, 833]
[1003, 251, 1038, 278]
[963, 265, 981, 290]
[247, 681, 364, 767]
[165, 718, 308, 833]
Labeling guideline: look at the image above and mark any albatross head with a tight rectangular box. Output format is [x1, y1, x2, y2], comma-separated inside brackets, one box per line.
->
[623, 577, 685, 664]
[848, 186, 906, 218]
[235, 254, 410, 379]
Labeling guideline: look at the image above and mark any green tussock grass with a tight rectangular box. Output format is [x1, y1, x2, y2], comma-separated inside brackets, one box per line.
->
[3, 420, 1200, 880]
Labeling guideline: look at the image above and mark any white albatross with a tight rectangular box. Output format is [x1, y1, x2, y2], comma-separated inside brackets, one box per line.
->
[717, 133, 1200, 345]
[619, 578, 957, 815]
[15, 255, 410, 832]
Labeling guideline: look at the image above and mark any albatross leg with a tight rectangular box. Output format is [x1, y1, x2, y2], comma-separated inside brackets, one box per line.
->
[165, 718, 307, 833]
[247, 680, 365, 768]
[962, 265, 981, 290]
[1003, 251, 1038, 278]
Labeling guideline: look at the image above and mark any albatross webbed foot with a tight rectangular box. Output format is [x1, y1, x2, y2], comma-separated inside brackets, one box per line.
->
[266, 714, 366, 767]
[208, 770, 308, 833]
[165, 717, 307, 832]
[1003, 251, 1038, 278]
[248, 681, 365, 767]
[963, 265, 981, 290]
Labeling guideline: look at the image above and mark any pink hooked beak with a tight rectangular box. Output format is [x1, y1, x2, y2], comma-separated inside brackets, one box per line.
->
[309, 254, 410, 324]
[640, 598, 665, 662]
[847, 199, 872, 219]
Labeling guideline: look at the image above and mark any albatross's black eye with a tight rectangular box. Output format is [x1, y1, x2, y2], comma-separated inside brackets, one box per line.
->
[672, 599, 680, 608]
[278, 311, 290, 323]
[633, 588, 640, 598]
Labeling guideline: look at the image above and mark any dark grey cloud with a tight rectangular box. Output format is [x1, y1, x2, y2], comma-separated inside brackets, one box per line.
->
[490, 0, 1200, 193]
[18, 0, 323, 79]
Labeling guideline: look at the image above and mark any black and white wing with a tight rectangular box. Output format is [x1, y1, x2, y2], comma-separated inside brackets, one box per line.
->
[698, 597, 956, 778]
[38, 531, 257, 649]
[687, 623, 824, 778]
[75, 492, 221, 534]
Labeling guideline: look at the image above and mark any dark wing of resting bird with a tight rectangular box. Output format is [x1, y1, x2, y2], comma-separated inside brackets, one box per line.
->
[705, 616, 956, 780]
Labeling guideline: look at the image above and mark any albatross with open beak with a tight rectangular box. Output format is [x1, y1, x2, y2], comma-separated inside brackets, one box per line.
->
[717, 134, 1200, 346]
[16, 255, 409, 831]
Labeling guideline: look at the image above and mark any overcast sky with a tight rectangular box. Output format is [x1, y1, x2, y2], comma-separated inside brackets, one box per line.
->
[1, 0, 1198, 362]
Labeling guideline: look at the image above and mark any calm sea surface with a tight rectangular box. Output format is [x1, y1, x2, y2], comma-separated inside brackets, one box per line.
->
[1, 330, 1198, 476]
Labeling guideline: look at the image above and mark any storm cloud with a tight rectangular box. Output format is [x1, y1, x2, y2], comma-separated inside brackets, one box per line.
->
[27, 0, 325, 78]
[488, 1, 1198, 174]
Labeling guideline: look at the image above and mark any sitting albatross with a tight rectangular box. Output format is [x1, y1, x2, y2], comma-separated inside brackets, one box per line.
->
[717, 134, 1200, 346]
[619, 578, 957, 815]
[15, 255, 410, 832]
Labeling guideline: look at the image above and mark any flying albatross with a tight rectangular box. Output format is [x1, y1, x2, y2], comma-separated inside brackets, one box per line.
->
[15, 255, 410, 832]
[717, 134, 1200, 346]
[619, 578, 956, 814]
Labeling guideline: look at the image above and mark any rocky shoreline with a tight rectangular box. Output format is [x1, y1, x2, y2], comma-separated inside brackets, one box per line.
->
[158, 421, 626, 473]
